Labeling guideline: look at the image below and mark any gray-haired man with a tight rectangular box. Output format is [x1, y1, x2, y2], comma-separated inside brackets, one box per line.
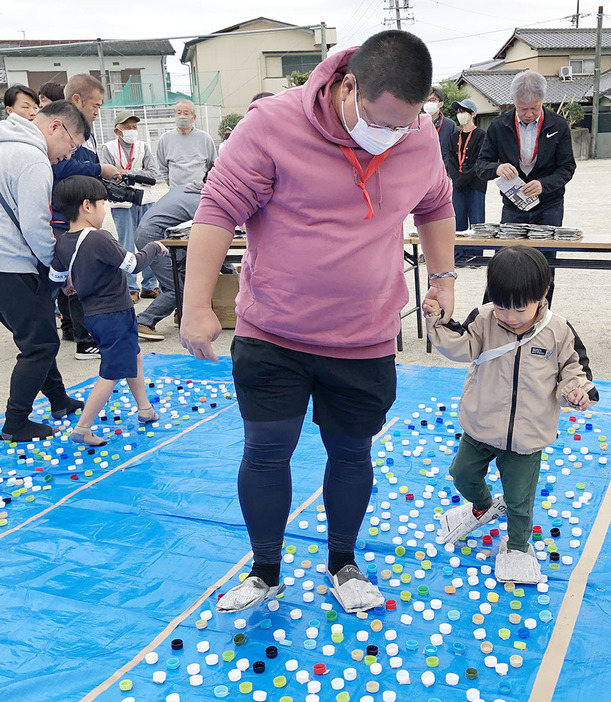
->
[476, 70, 576, 226]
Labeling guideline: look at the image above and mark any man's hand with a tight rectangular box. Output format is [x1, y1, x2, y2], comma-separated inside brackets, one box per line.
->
[100, 164, 123, 180]
[521, 180, 543, 197]
[422, 298, 442, 317]
[424, 279, 454, 324]
[62, 275, 76, 296]
[155, 241, 169, 256]
[496, 163, 519, 180]
[180, 306, 222, 362]
[565, 387, 591, 412]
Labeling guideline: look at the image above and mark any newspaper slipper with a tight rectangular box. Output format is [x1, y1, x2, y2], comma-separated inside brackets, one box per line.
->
[328, 564, 385, 614]
[495, 536, 546, 584]
[439, 495, 507, 544]
[216, 576, 286, 613]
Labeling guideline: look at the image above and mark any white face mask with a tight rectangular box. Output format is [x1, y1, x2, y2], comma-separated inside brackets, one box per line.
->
[175, 115, 193, 129]
[423, 101, 439, 115]
[341, 82, 403, 155]
[119, 129, 138, 144]
[457, 112, 472, 126]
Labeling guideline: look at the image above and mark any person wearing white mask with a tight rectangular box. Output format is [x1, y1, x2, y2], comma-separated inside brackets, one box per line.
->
[156, 99, 217, 188]
[101, 110, 159, 301]
[446, 99, 486, 234]
[180, 31, 455, 615]
[422, 86, 456, 164]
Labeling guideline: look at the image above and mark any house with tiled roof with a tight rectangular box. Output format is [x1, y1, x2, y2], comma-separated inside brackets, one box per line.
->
[0, 39, 174, 106]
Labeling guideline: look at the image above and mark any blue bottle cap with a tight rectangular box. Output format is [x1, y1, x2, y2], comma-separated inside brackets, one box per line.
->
[356, 539, 367, 550]
[386, 458, 394, 466]
[405, 639, 419, 651]
[447, 610, 461, 621]
[518, 627, 530, 639]
[214, 685, 229, 698]
[541, 489, 549, 496]
[451, 495, 461, 503]
[367, 564, 377, 573]
[259, 618, 272, 629]
[304, 639, 316, 650]
[442, 566, 454, 576]
[452, 642, 466, 655]
[369, 575, 378, 585]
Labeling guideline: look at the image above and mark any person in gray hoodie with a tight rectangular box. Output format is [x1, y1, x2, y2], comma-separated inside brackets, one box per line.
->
[0, 100, 90, 441]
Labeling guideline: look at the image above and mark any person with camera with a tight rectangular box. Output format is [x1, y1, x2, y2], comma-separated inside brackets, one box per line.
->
[52, 74, 123, 360]
[0, 100, 90, 441]
[101, 110, 159, 303]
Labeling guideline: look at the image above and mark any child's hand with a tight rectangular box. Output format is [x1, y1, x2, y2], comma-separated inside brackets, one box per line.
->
[62, 276, 76, 296]
[156, 241, 169, 256]
[566, 387, 590, 411]
[422, 298, 443, 318]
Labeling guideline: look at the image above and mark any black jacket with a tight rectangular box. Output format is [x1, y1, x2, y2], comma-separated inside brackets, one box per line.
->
[446, 127, 487, 194]
[475, 107, 576, 209]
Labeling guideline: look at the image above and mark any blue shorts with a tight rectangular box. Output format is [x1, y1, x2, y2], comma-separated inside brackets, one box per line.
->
[85, 308, 140, 380]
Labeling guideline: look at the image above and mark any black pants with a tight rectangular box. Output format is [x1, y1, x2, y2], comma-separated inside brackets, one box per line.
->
[0, 270, 68, 431]
[53, 227, 94, 344]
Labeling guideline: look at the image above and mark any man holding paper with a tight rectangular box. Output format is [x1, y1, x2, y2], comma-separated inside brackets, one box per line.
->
[475, 70, 576, 226]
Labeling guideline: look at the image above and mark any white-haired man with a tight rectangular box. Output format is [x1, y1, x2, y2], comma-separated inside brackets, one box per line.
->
[476, 70, 576, 226]
[156, 99, 217, 187]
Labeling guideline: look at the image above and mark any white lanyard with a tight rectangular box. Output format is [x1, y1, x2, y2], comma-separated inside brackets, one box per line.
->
[68, 227, 94, 278]
[474, 309, 553, 366]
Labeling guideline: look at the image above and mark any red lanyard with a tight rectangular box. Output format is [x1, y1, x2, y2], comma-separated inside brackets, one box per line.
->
[118, 139, 134, 170]
[339, 145, 391, 220]
[457, 127, 475, 172]
[435, 113, 444, 133]
[514, 110, 543, 167]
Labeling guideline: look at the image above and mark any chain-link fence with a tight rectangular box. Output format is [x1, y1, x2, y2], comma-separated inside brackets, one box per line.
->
[92, 104, 223, 154]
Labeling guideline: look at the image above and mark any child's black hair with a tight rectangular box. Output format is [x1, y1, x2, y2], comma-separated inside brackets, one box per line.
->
[486, 245, 552, 308]
[53, 175, 107, 223]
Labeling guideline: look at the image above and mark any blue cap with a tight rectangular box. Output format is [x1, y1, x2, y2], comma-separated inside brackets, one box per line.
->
[452, 98, 478, 115]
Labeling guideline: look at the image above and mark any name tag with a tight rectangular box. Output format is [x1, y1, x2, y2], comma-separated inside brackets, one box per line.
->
[531, 347, 552, 360]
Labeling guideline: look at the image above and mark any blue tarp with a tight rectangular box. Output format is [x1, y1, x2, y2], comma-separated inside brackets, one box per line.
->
[0, 355, 608, 702]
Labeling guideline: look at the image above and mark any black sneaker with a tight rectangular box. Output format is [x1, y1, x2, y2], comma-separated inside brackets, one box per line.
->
[75, 343, 101, 360]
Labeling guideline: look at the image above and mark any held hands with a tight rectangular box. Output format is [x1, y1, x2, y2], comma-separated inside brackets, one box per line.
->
[565, 388, 591, 412]
[496, 163, 519, 180]
[180, 306, 222, 363]
[521, 180, 543, 197]
[424, 279, 454, 324]
[62, 275, 76, 296]
[422, 297, 443, 318]
[155, 241, 169, 256]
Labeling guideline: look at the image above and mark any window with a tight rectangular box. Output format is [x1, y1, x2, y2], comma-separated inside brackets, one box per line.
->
[570, 59, 595, 75]
[281, 54, 321, 76]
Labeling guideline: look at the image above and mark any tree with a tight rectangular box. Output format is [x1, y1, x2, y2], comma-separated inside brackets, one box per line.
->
[438, 79, 470, 124]
[218, 113, 243, 140]
[559, 99, 585, 129]
[287, 70, 312, 87]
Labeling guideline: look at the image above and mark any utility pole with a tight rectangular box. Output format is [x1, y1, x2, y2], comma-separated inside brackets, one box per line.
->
[96, 38, 108, 100]
[592, 5, 603, 158]
[572, 0, 581, 28]
[320, 22, 327, 61]
[383, 1, 414, 30]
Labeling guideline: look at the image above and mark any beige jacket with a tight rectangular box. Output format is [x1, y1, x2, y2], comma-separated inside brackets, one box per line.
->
[426, 302, 598, 454]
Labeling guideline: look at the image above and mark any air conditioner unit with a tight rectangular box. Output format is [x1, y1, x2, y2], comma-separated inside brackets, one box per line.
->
[559, 65, 573, 80]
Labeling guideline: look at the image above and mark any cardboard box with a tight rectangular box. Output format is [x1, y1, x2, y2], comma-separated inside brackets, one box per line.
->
[212, 273, 239, 328]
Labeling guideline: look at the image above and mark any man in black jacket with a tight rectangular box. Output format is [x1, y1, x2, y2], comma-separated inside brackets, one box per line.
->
[476, 70, 576, 226]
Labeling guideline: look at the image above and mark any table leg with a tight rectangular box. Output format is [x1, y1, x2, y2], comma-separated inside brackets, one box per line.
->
[169, 247, 183, 327]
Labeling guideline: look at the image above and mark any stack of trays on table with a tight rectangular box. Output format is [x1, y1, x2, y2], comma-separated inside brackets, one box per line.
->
[470, 223, 500, 238]
[527, 224, 556, 240]
[554, 227, 583, 241]
[498, 223, 529, 239]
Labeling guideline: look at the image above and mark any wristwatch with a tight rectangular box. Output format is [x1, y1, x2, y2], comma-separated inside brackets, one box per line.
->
[428, 271, 458, 282]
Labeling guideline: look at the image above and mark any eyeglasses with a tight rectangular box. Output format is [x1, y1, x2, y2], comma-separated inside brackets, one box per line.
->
[355, 81, 421, 134]
[61, 123, 79, 153]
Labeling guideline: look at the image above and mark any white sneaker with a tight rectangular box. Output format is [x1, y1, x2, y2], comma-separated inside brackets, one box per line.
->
[216, 576, 286, 613]
[495, 536, 546, 584]
[328, 564, 385, 614]
[439, 495, 507, 544]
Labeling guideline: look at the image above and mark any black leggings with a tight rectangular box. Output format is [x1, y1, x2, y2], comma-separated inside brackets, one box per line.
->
[238, 416, 373, 564]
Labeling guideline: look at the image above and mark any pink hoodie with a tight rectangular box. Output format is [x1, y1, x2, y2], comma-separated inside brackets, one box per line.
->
[194, 48, 454, 358]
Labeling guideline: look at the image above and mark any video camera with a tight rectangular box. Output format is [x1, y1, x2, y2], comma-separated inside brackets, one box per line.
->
[102, 173, 156, 207]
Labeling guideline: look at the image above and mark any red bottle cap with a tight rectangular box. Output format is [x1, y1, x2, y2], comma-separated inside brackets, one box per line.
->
[482, 535, 492, 545]
[574, 434, 581, 440]
[490, 528, 499, 537]
[569, 416, 577, 422]
[70, 474, 79, 480]
[532, 525, 542, 534]
[405, 493, 414, 501]
[313, 664, 326, 675]
[114, 429, 122, 435]
[385, 599, 397, 610]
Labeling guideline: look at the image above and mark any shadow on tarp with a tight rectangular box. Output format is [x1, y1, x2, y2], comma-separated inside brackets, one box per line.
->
[0, 356, 608, 702]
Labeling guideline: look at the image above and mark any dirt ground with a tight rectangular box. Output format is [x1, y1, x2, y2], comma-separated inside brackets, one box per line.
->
[1, 158, 610, 413]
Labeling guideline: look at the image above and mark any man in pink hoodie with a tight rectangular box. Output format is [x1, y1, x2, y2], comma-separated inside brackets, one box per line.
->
[181, 30, 456, 613]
